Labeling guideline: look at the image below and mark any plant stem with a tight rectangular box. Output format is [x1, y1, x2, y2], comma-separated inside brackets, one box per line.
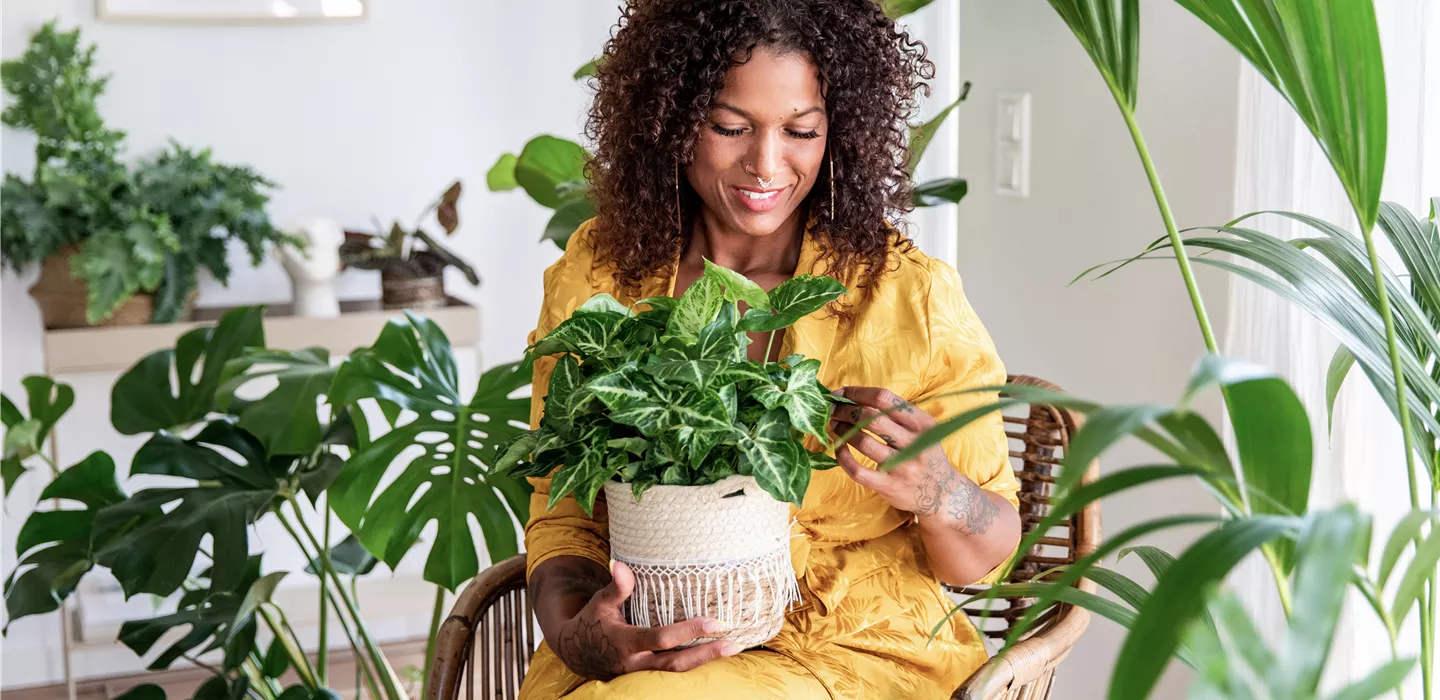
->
[258, 606, 318, 689]
[287, 502, 408, 700]
[181, 652, 224, 676]
[318, 503, 331, 686]
[240, 658, 278, 700]
[1357, 219, 1427, 696]
[765, 330, 778, 363]
[421, 586, 447, 700]
[1262, 550, 1294, 618]
[1112, 95, 1219, 355]
[273, 506, 385, 698]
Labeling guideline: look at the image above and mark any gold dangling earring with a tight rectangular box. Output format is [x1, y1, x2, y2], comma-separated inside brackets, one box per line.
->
[674, 157, 683, 238]
[828, 151, 836, 222]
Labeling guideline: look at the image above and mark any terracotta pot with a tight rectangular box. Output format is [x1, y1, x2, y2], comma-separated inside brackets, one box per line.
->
[381, 272, 446, 310]
[28, 247, 155, 329]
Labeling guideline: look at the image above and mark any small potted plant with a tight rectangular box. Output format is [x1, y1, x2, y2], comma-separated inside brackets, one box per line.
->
[340, 180, 480, 310]
[498, 261, 849, 647]
[0, 22, 291, 328]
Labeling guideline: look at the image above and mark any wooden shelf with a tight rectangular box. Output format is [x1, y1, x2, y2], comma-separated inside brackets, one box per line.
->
[42, 298, 480, 374]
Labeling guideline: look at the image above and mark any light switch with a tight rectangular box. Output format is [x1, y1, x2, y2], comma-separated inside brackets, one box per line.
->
[996, 93, 1031, 197]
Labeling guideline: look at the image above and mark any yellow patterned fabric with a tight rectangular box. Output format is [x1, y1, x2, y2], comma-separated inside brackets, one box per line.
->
[518, 221, 1020, 700]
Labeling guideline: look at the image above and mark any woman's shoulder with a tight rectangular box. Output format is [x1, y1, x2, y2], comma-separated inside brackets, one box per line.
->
[867, 235, 966, 308]
[540, 218, 612, 296]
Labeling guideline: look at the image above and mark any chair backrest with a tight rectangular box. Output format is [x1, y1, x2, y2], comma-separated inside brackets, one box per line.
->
[426, 374, 1099, 700]
[944, 375, 1100, 644]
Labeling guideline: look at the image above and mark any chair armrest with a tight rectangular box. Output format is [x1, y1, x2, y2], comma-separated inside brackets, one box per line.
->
[951, 599, 1093, 700]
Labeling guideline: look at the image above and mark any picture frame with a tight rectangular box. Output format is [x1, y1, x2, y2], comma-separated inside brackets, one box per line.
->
[97, 0, 367, 23]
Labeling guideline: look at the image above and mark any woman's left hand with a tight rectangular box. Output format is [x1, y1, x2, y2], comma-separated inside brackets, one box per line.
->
[826, 385, 967, 519]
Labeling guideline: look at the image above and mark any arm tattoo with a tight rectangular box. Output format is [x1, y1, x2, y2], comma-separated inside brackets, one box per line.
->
[557, 614, 623, 679]
[914, 451, 1000, 535]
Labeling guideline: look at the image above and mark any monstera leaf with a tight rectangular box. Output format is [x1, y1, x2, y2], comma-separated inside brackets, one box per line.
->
[118, 557, 265, 671]
[3, 451, 130, 628]
[96, 421, 289, 598]
[2, 375, 74, 496]
[112, 306, 265, 435]
[739, 276, 846, 332]
[328, 313, 533, 591]
[218, 347, 337, 456]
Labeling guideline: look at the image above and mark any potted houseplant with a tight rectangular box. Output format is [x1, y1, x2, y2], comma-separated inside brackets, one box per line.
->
[497, 260, 849, 647]
[0, 21, 290, 328]
[340, 180, 479, 310]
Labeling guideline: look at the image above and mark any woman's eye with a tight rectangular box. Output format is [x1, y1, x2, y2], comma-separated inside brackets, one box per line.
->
[709, 124, 745, 137]
[788, 129, 822, 140]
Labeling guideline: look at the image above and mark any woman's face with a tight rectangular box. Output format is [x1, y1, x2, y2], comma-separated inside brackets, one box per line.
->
[687, 46, 828, 238]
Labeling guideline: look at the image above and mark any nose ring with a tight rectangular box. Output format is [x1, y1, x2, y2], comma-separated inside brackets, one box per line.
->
[756, 174, 775, 188]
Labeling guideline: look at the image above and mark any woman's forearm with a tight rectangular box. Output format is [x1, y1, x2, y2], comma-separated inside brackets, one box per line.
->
[530, 555, 613, 643]
[912, 460, 1022, 585]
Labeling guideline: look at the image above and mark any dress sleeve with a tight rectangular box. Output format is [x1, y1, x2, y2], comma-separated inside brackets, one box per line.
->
[913, 260, 1021, 584]
[522, 223, 612, 580]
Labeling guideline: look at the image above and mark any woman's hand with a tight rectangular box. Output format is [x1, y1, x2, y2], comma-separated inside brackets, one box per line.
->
[548, 560, 743, 680]
[829, 386, 1021, 584]
[828, 386, 998, 531]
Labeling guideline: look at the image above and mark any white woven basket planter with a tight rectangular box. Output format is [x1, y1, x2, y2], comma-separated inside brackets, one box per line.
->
[602, 474, 799, 649]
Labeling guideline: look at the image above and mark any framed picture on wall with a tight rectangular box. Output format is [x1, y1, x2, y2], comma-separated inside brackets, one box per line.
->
[98, 0, 367, 22]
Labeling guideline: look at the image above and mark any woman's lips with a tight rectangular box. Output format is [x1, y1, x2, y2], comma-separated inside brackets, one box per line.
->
[732, 185, 786, 213]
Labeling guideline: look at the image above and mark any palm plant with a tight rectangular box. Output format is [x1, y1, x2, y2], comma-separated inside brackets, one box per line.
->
[861, 0, 1438, 698]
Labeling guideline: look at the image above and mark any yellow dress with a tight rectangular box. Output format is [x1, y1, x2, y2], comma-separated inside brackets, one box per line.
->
[518, 221, 1021, 700]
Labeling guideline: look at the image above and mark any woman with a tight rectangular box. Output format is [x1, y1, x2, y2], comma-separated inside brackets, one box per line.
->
[520, 1, 1022, 698]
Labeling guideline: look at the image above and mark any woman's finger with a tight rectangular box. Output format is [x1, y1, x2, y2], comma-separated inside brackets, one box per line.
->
[831, 403, 912, 448]
[644, 639, 744, 673]
[839, 429, 898, 466]
[636, 616, 723, 651]
[838, 386, 929, 432]
[836, 445, 882, 489]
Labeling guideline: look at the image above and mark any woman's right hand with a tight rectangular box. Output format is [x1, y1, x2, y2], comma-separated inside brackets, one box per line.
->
[552, 561, 744, 680]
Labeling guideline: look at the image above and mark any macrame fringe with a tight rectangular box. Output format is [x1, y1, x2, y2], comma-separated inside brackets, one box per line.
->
[618, 545, 799, 646]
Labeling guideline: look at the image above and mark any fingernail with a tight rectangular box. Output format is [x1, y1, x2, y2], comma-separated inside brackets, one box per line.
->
[702, 619, 723, 634]
[722, 643, 744, 656]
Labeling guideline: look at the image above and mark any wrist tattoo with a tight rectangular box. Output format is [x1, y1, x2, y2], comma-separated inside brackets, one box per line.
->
[914, 451, 1000, 535]
[557, 614, 622, 679]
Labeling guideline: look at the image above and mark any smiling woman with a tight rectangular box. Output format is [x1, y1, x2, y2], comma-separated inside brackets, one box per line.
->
[518, 1, 1023, 699]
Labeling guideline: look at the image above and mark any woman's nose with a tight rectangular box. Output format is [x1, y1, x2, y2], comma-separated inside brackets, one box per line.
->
[748, 132, 785, 183]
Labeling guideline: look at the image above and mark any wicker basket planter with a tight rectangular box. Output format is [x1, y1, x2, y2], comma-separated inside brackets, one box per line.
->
[381, 272, 446, 310]
[29, 247, 156, 329]
[602, 474, 798, 649]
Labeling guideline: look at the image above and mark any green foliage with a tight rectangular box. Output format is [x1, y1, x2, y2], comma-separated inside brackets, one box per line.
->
[218, 347, 337, 456]
[112, 306, 265, 435]
[117, 556, 265, 671]
[339, 180, 479, 287]
[0, 22, 284, 324]
[328, 314, 533, 591]
[499, 261, 846, 510]
[132, 142, 295, 322]
[487, 135, 594, 250]
[1, 375, 74, 497]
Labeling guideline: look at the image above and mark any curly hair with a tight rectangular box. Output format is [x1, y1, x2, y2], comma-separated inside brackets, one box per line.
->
[585, 0, 933, 293]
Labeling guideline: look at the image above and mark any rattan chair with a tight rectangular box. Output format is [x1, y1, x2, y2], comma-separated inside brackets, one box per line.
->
[428, 375, 1100, 700]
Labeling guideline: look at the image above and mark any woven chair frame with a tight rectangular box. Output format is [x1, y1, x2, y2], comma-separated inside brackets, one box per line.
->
[427, 374, 1100, 700]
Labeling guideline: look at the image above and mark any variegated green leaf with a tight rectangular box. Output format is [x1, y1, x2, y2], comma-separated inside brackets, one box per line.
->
[611, 402, 669, 436]
[665, 275, 724, 342]
[577, 293, 632, 316]
[530, 311, 627, 357]
[735, 409, 809, 506]
[739, 275, 846, 332]
[644, 359, 726, 389]
[704, 259, 771, 310]
[696, 303, 743, 361]
[589, 365, 650, 411]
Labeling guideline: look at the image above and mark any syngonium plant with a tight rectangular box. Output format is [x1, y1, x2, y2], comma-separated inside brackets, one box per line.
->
[1, 306, 533, 700]
[497, 260, 852, 512]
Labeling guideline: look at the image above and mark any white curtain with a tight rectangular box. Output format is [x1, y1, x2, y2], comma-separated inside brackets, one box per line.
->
[1225, 0, 1440, 692]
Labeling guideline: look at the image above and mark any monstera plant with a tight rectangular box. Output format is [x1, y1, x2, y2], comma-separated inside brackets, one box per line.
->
[497, 260, 847, 512]
[2, 307, 532, 700]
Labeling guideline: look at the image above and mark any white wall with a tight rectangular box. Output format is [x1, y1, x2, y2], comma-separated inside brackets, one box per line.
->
[956, 2, 1239, 698]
